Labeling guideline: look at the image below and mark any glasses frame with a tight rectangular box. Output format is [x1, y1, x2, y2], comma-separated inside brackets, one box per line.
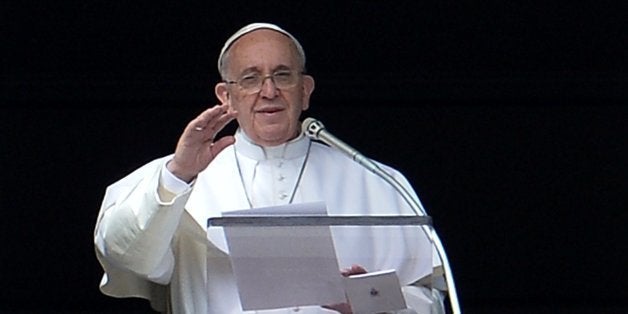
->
[225, 70, 305, 95]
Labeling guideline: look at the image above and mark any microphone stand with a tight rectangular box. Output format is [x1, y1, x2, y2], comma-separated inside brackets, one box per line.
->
[362, 161, 461, 314]
[303, 118, 461, 313]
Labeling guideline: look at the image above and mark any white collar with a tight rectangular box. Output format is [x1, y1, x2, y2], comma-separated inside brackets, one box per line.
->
[234, 128, 310, 160]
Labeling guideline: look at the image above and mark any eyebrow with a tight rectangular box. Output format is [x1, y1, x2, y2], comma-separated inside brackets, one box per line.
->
[238, 64, 293, 76]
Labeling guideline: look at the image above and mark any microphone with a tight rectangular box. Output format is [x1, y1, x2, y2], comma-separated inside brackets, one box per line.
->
[301, 117, 424, 214]
[301, 117, 461, 314]
[301, 117, 381, 174]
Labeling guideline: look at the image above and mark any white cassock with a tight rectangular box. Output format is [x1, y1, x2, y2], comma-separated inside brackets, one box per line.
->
[94, 129, 445, 314]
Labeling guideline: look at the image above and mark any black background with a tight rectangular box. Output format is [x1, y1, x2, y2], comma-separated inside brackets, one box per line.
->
[2, 1, 627, 313]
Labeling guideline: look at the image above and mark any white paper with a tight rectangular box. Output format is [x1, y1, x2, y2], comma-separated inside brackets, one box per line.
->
[222, 202, 346, 311]
[345, 269, 407, 314]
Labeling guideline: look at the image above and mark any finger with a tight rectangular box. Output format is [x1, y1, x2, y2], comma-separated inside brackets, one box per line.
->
[198, 112, 237, 144]
[321, 303, 352, 313]
[350, 264, 367, 275]
[189, 104, 228, 132]
[207, 106, 237, 136]
[341, 264, 367, 276]
[210, 136, 236, 156]
[198, 103, 231, 126]
[192, 104, 237, 139]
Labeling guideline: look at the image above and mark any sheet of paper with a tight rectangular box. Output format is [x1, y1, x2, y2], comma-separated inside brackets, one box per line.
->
[345, 269, 407, 314]
[223, 200, 328, 216]
[222, 201, 346, 311]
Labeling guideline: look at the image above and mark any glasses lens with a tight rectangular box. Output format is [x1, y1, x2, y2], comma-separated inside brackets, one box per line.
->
[237, 71, 300, 94]
[239, 75, 260, 90]
[273, 71, 297, 88]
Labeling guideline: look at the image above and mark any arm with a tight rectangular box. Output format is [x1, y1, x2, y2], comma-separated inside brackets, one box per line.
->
[94, 104, 237, 283]
[94, 161, 191, 283]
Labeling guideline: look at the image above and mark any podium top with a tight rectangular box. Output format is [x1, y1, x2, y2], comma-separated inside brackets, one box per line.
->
[207, 215, 432, 227]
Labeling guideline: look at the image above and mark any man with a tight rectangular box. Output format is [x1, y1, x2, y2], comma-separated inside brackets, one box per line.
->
[94, 22, 447, 313]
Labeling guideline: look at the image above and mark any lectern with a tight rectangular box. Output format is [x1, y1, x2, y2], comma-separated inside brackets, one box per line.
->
[208, 215, 437, 314]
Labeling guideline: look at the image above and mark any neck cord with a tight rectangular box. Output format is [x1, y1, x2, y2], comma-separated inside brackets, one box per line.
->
[234, 141, 312, 208]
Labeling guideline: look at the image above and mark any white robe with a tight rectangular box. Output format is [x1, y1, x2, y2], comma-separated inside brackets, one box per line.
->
[94, 130, 443, 313]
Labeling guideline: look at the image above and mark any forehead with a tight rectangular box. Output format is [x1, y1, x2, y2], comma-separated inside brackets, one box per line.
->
[226, 29, 300, 72]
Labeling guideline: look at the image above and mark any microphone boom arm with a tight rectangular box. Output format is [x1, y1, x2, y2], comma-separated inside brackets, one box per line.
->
[302, 118, 461, 313]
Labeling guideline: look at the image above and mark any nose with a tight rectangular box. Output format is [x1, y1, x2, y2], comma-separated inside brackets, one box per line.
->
[259, 75, 279, 98]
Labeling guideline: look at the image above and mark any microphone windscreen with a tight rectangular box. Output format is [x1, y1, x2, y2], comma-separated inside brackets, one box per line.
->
[301, 117, 324, 139]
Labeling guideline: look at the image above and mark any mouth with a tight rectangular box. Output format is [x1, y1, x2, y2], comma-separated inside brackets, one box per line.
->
[255, 106, 284, 116]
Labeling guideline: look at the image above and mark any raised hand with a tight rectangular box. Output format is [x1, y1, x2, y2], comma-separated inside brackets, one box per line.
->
[167, 103, 238, 182]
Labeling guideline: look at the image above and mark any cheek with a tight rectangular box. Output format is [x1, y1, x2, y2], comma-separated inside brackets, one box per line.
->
[230, 95, 253, 113]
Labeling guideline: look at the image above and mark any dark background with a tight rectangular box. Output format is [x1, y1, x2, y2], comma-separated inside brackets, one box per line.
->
[2, 1, 627, 313]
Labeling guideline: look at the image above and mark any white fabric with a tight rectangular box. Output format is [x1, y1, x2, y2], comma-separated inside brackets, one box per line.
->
[233, 129, 309, 207]
[217, 22, 305, 73]
[94, 129, 443, 313]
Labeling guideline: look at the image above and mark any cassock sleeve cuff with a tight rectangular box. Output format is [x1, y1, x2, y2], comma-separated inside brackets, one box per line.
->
[158, 160, 194, 203]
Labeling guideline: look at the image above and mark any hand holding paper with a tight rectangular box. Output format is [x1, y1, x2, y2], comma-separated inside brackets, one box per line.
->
[321, 264, 367, 313]
[345, 269, 407, 314]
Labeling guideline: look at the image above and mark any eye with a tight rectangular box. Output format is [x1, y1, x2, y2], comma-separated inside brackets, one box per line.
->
[239, 74, 260, 87]
[273, 71, 293, 83]
[274, 71, 291, 77]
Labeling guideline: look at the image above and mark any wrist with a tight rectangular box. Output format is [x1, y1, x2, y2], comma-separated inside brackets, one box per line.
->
[166, 160, 196, 183]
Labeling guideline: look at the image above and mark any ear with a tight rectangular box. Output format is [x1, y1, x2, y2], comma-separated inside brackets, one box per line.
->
[301, 75, 315, 111]
[215, 82, 230, 104]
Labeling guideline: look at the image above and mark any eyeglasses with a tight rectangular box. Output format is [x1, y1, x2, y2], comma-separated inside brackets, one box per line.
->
[225, 70, 303, 94]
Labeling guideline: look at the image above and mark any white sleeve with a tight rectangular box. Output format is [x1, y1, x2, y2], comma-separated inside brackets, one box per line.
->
[94, 158, 192, 284]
